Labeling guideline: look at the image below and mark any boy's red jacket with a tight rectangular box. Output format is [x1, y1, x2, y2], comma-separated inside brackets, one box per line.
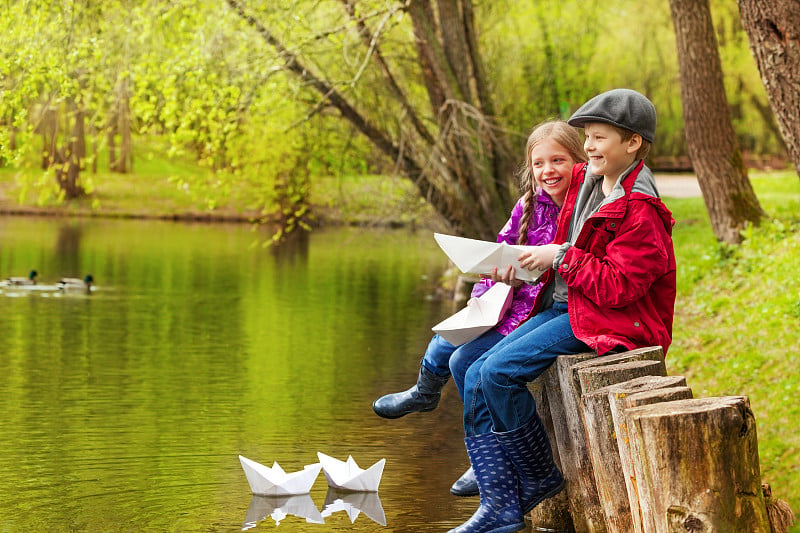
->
[531, 161, 677, 355]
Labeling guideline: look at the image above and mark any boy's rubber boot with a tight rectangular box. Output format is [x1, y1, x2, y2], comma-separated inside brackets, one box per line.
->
[447, 433, 526, 533]
[372, 364, 449, 419]
[450, 466, 479, 497]
[494, 413, 565, 514]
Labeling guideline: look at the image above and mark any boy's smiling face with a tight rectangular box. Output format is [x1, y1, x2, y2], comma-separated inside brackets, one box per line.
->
[583, 122, 641, 183]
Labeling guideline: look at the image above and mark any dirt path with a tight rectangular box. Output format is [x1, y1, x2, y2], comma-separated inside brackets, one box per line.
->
[654, 173, 702, 198]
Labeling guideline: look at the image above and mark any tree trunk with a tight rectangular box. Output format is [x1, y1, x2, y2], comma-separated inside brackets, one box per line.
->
[606, 377, 692, 533]
[619, 385, 695, 533]
[628, 396, 770, 533]
[110, 76, 133, 173]
[53, 100, 86, 199]
[669, 0, 765, 244]
[578, 361, 668, 533]
[541, 346, 666, 532]
[737, 0, 800, 178]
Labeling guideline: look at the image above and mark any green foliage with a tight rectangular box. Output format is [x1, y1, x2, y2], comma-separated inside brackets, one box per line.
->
[666, 171, 800, 525]
[0, 0, 792, 235]
[479, 0, 777, 162]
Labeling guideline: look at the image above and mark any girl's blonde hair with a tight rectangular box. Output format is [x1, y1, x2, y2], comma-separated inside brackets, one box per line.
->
[515, 120, 587, 245]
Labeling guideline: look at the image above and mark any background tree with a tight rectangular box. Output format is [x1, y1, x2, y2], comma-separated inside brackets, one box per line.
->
[669, 0, 765, 243]
[225, 0, 518, 239]
[737, 0, 800, 178]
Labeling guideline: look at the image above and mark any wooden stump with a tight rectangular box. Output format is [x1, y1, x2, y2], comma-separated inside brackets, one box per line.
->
[607, 377, 692, 533]
[627, 396, 770, 533]
[543, 353, 607, 533]
[542, 347, 665, 532]
[528, 374, 575, 532]
[578, 360, 668, 533]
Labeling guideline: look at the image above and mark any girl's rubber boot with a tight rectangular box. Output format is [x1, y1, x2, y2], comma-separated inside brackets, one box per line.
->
[450, 466, 479, 497]
[372, 364, 449, 419]
[447, 433, 526, 533]
[494, 413, 565, 514]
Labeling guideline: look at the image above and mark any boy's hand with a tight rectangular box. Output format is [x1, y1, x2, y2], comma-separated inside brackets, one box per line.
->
[518, 244, 560, 272]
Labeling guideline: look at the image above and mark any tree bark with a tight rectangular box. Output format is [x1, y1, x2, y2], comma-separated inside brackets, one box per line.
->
[669, 0, 765, 244]
[737, 0, 800, 178]
[628, 396, 770, 533]
[619, 386, 694, 533]
[578, 361, 669, 533]
[606, 377, 692, 533]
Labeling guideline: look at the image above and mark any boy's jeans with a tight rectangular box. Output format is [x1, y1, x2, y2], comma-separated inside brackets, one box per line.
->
[463, 302, 589, 436]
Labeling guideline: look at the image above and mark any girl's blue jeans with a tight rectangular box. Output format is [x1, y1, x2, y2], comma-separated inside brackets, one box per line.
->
[421, 330, 506, 401]
[462, 302, 589, 436]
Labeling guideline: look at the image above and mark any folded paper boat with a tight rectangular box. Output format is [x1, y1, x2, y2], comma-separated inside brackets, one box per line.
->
[317, 452, 385, 492]
[434, 233, 547, 282]
[432, 282, 513, 346]
[239, 455, 323, 496]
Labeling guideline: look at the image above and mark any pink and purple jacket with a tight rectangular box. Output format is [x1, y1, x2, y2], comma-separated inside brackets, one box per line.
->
[469, 189, 560, 336]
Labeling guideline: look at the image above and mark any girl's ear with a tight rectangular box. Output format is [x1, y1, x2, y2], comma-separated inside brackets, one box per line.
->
[626, 134, 643, 154]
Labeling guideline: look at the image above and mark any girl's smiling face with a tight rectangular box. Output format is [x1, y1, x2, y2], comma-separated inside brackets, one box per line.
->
[530, 138, 575, 206]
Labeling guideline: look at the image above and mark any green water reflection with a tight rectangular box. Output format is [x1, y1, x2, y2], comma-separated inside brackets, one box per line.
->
[0, 217, 481, 532]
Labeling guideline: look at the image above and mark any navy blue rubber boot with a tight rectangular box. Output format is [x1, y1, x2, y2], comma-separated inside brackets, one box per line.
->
[372, 364, 449, 419]
[447, 433, 525, 533]
[494, 413, 565, 514]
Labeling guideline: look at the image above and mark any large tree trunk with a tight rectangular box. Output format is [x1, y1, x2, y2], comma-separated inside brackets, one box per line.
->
[226, 0, 514, 239]
[669, 0, 765, 244]
[737, 0, 800, 178]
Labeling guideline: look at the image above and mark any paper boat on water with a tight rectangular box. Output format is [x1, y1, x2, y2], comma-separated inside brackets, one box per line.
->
[322, 487, 386, 526]
[317, 452, 385, 492]
[242, 494, 324, 529]
[239, 455, 322, 496]
[432, 282, 513, 346]
[434, 233, 547, 282]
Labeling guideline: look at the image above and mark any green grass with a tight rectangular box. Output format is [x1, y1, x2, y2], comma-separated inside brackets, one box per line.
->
[664, 170, 800, 527]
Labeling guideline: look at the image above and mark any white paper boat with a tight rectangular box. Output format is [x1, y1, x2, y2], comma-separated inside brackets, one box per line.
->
[242, 494, 324, 529]
[239, 455, 322, 496]
[434, 233, 548, 282]
[432, 282, 513, 345]
[322, 487, 386, 526]
[317, 452, 385, 492]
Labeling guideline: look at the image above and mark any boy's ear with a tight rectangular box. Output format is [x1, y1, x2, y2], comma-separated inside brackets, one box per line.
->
[626, 134, 643, 154]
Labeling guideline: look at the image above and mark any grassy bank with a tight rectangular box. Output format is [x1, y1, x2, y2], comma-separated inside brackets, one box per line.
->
[1, 154, 798, 525]
[666, 171, 800, 527]
[0, 142, 437, 228]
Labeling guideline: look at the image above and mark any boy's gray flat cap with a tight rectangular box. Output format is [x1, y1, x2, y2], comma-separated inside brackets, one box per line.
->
[568, 88, 657, 143]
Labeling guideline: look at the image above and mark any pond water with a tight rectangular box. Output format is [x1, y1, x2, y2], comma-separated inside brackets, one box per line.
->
[0, 217, 484, 532]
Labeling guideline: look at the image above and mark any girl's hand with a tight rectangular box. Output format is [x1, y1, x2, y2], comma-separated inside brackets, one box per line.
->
[487, 265, 523, 288]
[518, 244, 560, 272]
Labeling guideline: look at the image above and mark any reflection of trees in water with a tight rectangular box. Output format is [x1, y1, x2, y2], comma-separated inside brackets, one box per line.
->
[55, 223, 84, 275]
[270, 228, 309, 265]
